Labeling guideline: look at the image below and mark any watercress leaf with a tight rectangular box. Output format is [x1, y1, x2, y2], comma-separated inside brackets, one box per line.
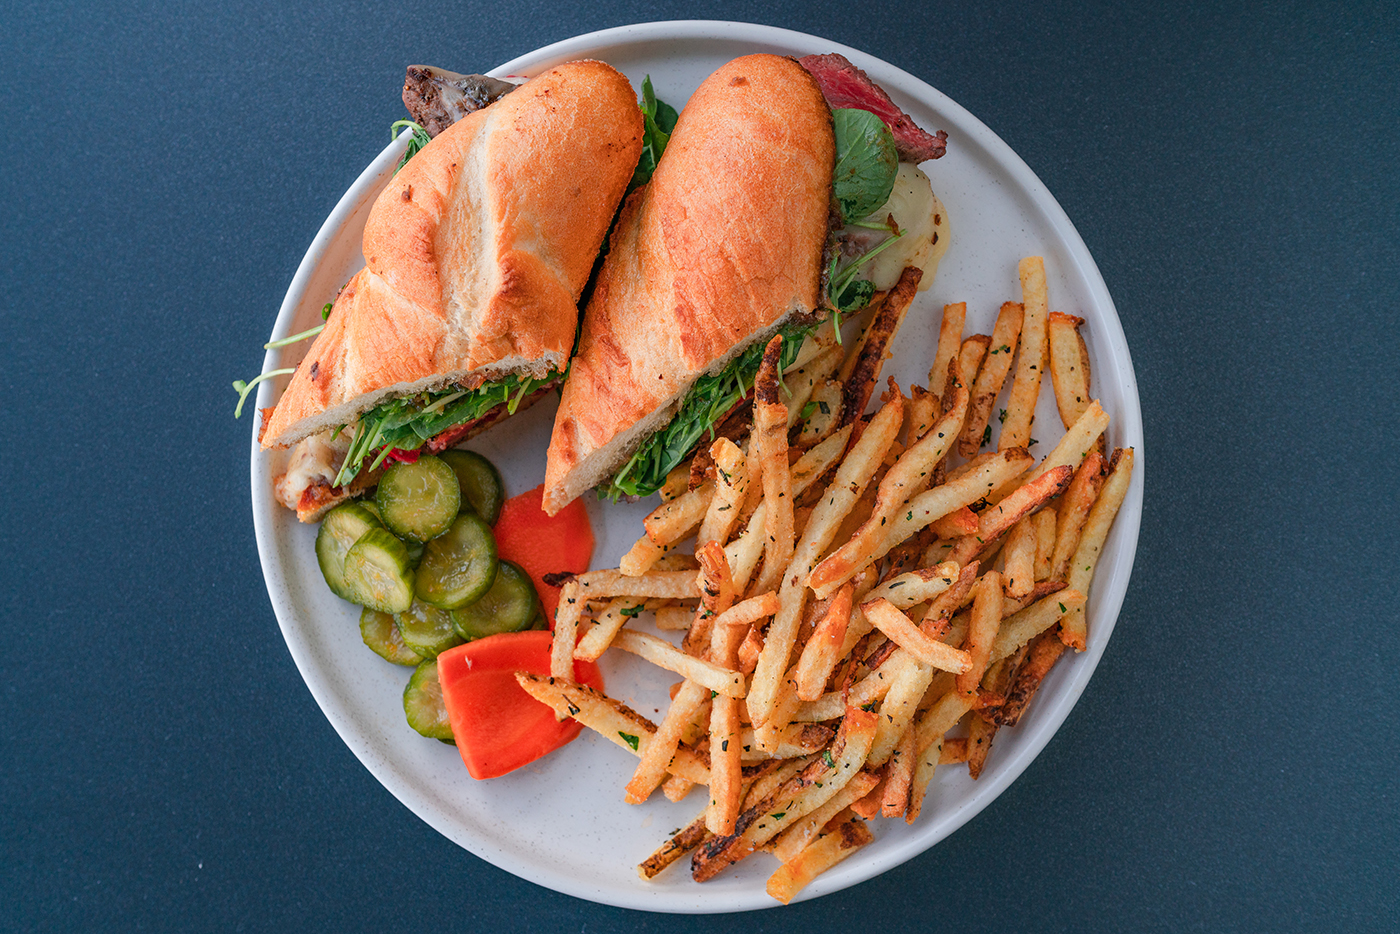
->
[831, 108, 898, 223]
[605, 324, 812, 500]
[834, 278, 876, 313]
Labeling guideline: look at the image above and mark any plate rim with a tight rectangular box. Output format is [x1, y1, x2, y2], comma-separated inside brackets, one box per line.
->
[251, 19, 1144, 913]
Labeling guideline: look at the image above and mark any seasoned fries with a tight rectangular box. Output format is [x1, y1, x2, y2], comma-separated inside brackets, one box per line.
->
[533, 259, 1132, 902]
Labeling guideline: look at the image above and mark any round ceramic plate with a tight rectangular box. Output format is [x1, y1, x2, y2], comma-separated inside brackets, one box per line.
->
[250, 21, 1144, 913]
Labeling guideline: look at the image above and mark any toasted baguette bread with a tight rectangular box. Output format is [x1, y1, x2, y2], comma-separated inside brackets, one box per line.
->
[543, 55, 835, 514]
[261, 60, 643, 451]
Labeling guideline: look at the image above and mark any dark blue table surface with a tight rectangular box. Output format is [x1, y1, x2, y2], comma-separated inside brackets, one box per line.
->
[3, 1, 1396, 931]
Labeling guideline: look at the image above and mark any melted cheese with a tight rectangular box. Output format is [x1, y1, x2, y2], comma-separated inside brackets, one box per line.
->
[274, 430, 351, 510]
[848, 164, 951, 292]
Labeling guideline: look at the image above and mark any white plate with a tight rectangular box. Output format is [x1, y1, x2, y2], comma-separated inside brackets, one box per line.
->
[250, 21, 1144, 913]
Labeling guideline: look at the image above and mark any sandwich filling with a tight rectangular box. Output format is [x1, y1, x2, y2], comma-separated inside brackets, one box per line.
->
[598, 57, 948, 502]
[333, 370, 559, 487]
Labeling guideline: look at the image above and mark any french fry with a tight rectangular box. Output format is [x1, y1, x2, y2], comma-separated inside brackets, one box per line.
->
[958, 301, 1023, 458]
[908, 691, 974, 822]
[515, 674, 710, 785]
[573, 569, 701, 601]
[1062, 447, 1134, 649]
[1025, 399, 1108, 485]
[683, 540, 737, 656]
[662, 773, 697, 803]
[957, 570, 1004, 696]
[930, 506, 979, 538]
[1002, 516, 1038, 599]
[784, 343, 844, 431]
[655, 605, 694, 631]
[766, 818, 874, 904]
[640, 816, 710, 880]
[575, 596, 643, 662]
[645, 481, 714, 545]
[841, 267, 922, 433]
[928, 301, 968, 400]
[707, 580, 750, 834]
[752, 335, 795, 596]
[691, 706, 879, 882]
[796, 379, 845, 448]
[808, 448, 1033, 598]
[1032, 507, 1058, 581]
[747, 396, 902, 728]
[1050, 450, 1106, 581]
[659, 460, 692, 502]
[861, 599, 973, 675]
[988, 630, 1068, 727]
[956, 335, 991, 403]
[880, 725, 917, 817]
[626, 679, 711, 803]
[905, 384, 941, 448]
[697, 438, 748, 549]
[1047, 311, 1091, 429]
[611, 630, 746, 698]
[618, 534, 672, 577]
[864, 562, 961, 608]
[793, 583, 853, 701]
[738, 723, 834, 761]
[551, 581, 583, 682]
[945, 463, 1073, 566]
[990, 589, 1086, 663]
[770, 770, 880, 864]
[1000, 257, 1049, 449]
[966, 652, 1018, 779]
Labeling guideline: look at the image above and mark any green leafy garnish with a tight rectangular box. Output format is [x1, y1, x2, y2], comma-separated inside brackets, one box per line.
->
[831, 108, 899, 223]
[604, 324, 811, 500]
[628, 77, 679, 194]
[619, 605, 644, 618]
[232, 369, 295, 419]
[619, 732, 640, 751]
[334, 370, 557, 487]
[391, 120, 432, 174]
[264, 323, 325, 350]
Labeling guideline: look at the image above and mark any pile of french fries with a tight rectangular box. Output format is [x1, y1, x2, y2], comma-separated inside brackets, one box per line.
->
[519, 257, 1134, 903]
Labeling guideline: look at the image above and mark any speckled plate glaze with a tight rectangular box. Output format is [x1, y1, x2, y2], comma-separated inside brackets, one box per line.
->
[250, 21, 1144, 912]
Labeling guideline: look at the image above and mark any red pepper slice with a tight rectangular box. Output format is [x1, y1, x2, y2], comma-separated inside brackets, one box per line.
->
[437, 631, 604, 779]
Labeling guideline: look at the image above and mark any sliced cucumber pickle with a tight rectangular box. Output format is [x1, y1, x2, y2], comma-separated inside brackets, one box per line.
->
[376, 456, 461, 543]
[359, 608, 424, 667]
[359, 500, 382, 523]
[343, 528, 416, 613]
[395, 599, 463, 658]
[403, 658, 453, 740]
[315, 503, 383, 601]
[438, 450, 505, 525]
[450, 560, 540, 641]
[414, 512, 498, 609]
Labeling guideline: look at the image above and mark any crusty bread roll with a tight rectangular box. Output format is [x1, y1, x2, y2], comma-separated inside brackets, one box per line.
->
[261, 60, 643, 450]
[543, 55, 835, 514]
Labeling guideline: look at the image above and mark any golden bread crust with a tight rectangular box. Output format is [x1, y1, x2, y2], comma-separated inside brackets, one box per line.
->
[262, 60, 643, 449]
[544, 55, 835, 513]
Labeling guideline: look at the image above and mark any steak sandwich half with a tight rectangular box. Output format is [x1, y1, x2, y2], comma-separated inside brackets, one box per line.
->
[261, 60, 643, 521]
[542, 53, 950, 514]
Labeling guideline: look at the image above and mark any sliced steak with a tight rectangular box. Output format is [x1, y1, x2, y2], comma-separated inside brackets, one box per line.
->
[798, 53, 948, 163]
[402, 66, 519, 137]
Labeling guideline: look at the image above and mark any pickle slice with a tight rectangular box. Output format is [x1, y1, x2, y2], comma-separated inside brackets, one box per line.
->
[450, 560, 540, 641]
[343, 528, 416, 613]
[315, 503, 383, 601]
[359, 608, 424, 667]
[395, 599, 463, 658]
[438, 450, 505, 525]
[414, 512, 498, 609]
[403, 658, 453, 740]
[376, 456, 461, 543]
